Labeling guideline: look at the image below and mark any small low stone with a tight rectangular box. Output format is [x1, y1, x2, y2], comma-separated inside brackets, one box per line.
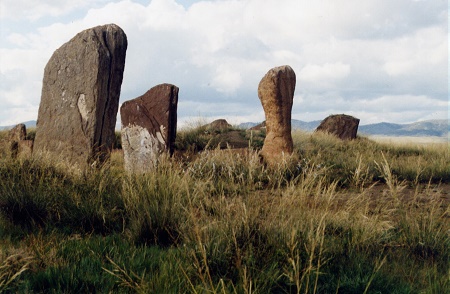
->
[315, 114, 360, 140]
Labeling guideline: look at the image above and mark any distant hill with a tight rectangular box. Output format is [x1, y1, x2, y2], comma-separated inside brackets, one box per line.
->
[1, 119, 448, 137]
[0, 120, 36, 131]
[358, 120, 449, 137]
[291, 119, 322, 131]
[239, 119, 449, 137]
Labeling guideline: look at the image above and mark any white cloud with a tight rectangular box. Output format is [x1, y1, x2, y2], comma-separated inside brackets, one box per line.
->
[0, 0, 448, 126]
[358, 95, 448, 113]
[0, 0, 112, 21]
[210, 65, 243, 94]
[383, 27, 447, 77]
[0, 104, 38, 126]
[299, 62, 351, 83]
[292, 93, 447, 125]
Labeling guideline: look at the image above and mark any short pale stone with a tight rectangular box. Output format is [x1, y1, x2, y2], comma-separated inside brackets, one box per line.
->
[258, 65, 296, 166]
[8, 124, 27, 158]
[120, 83, 178, 173]
[121, 125, 162, 173]
[33, 24, 127, 168]
[315, 114, 360, 140]
[9, 124, 26, 142]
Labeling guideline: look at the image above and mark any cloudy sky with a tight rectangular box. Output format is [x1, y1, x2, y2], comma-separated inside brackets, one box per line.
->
[0, 0, 448, 127]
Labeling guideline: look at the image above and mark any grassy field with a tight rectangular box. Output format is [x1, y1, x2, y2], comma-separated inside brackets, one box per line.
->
[0, 127, 449, 293]
[368, 135, 448, 145]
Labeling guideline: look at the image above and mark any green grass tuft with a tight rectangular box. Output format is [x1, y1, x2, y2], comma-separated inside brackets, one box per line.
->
[0, 127, 448, 293]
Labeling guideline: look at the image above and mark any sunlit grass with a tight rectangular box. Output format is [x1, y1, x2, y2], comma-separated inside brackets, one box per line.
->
[0, 128, 449, 293]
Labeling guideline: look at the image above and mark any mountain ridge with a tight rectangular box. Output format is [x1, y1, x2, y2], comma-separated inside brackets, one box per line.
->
[239, 119, 449, 137]
[1, 119, 449, 137]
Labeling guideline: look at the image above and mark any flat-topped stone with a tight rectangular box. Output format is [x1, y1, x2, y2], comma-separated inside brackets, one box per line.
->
[33, 24, 127, 168]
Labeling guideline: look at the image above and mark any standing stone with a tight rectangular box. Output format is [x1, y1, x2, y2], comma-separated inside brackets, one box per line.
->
[33, 24, 127, 168]
[120, 84, 178, 174]
[205, 119, 232, 132]
[8, 124, 27, 159]
[315, 114, 360, 140]
[8, 124, 26, 142]
[258, 65, 296, 166]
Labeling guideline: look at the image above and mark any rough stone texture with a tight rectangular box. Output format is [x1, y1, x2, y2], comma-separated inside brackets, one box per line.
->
[33, 24, 127, 168]
[206, 119, 232, 132]
[7, 124, 27, 158]
[120, 83, 178, 174]
[315, 114, 360, 140]
[258, 65, 296, 166]
[9, 124, 26, 142]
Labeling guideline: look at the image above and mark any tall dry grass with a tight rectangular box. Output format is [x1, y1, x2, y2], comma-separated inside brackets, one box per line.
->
[0, 128, 448, 292]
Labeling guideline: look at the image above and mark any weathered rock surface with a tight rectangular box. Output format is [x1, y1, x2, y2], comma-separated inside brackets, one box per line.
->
[9, 124, 26, 142]
[120, 83, 178, 174]
[205, 119, 232, 132]
[7, 124, 28, 158]
[33, 24, 127, 167]
[258, 65, 296, 165]
[315, 114, 360, 140]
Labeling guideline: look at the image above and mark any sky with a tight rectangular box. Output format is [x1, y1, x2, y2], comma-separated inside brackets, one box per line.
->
[0, 0, 448, 127]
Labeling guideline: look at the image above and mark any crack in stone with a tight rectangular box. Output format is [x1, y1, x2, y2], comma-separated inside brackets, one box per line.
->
[97, 29, 113, 150]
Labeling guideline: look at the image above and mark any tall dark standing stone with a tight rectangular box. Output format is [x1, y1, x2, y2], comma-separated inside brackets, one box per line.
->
[120, 84, 178, 174]
[33, 24, 127, 167]
[258, 65, 296, 166]
[315, 114, 360, 140]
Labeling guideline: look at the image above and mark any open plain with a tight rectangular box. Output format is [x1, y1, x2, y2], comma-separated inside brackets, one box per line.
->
[1, 126, 449, 293]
